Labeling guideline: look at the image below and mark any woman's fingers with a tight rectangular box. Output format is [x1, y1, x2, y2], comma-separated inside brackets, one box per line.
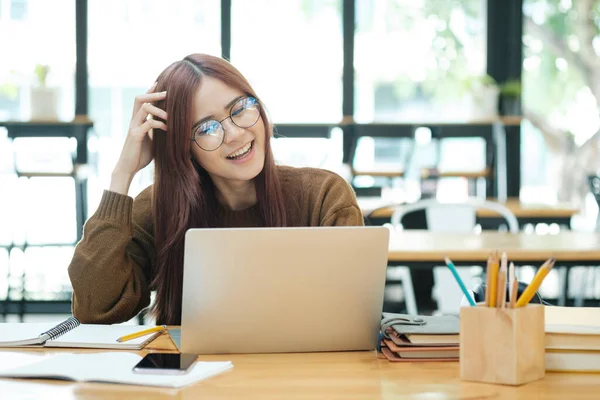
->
[131, 119, 168, 138]
[132, 90, 167, 117]
[131, 103, 168, 128]
[133, 102, 168, 125]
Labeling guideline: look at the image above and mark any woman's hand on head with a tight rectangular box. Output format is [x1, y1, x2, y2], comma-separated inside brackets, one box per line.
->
[110, 83, 168, 195]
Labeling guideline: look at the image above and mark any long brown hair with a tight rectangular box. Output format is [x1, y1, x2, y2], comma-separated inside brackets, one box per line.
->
[151, 54, 286, 324]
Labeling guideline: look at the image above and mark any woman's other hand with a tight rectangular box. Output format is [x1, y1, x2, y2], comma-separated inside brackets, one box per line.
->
[110, 83, 167, 195]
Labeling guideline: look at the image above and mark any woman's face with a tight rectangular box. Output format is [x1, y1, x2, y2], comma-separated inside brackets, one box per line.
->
[190, 76, 266, 183]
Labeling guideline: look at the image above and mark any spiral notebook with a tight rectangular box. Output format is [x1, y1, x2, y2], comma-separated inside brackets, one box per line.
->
[0, 317, 163, 350]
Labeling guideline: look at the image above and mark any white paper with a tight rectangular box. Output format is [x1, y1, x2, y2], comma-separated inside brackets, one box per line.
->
[545, 324, 600, 335]
[0, 353, 52, 372]
[0, 352, 233, 388]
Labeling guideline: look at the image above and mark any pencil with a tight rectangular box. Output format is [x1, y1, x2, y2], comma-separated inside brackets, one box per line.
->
[116, 325, 167, 343]
[516, 258, 555, 308]
[488, 252, 500, 307]
[508, 262, 517, 308]
[485, 254, 493, 306]
[444, 256, 476, 306]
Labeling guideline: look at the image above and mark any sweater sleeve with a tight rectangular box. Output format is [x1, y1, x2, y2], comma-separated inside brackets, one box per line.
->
[319, 174, 365, 227]
[68, 189, 154, 324]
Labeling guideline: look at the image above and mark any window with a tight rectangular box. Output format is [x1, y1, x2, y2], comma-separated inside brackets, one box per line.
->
[0, 0, 74, 120]
[231, 0, 342, 123]
[354, 0, 486, 123]
[353, 0, 487, 200]
[87, 0, 221, 203]
[521, 0, 600, 204]
[10, 0, 27, 20]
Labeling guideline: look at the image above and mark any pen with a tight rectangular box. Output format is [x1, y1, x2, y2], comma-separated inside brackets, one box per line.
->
[444, 256, 476, 306]
[516, 258, 555, 308]
[116, 325, 167, 343]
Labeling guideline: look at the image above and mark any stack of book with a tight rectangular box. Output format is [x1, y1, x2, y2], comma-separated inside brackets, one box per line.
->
[545, 306, 600, 373]
[378, 313, 459, 362]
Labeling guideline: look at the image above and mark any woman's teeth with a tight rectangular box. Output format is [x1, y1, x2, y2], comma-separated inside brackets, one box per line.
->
[227, 142, 252, 159]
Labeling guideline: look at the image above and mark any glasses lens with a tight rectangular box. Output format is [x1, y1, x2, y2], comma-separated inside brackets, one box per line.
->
[194, 120, 224, 151]
[231, 97, 260, 128]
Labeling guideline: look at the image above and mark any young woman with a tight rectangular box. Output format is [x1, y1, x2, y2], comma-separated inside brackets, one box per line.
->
[68, 54, 363, 325]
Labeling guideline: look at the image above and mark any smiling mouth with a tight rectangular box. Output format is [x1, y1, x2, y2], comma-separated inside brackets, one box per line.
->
[226, 141, 253, 160]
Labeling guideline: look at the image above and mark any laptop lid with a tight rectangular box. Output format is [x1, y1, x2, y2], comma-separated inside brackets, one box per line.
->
[180, 226, 389, 354]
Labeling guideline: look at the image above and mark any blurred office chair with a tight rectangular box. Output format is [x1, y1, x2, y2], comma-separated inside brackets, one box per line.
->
[386, 198, 519, 315]
[388, 198, 519, 233]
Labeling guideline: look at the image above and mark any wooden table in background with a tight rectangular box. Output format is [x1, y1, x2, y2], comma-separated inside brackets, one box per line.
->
[360, 197, 579, 228]
[387, 230, 600, 306]
[387, 230, 600, 264]
[1, 331, 599, 399]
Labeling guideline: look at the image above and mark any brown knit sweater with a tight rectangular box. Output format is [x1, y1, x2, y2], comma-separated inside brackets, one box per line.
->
[68, 166, 364, 324]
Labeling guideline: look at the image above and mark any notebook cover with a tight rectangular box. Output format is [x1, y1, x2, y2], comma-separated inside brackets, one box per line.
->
[386, 329, 459, 347]
[383, 339, 458, 354]
[546, 332, 600, 351]
[0, 323, 54, 347]
[382, 313, 459, 336]
[380, 346, 457, 362]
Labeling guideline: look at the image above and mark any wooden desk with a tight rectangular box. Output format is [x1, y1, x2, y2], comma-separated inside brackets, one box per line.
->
[1, 332, 598, 399]
[360, 197, 579, 228]
[388, 230, 600, 264]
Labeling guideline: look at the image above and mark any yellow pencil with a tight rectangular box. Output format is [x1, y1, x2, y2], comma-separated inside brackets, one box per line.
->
[488, 252, 499, 307]
[497, 252, 507, 308]
[516, 258, 555, 308]
[116, 325, 167, 343]
[485, 254, 493, 306]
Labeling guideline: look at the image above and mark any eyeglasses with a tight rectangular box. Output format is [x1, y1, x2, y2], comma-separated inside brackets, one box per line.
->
[190, 96, 261, 151]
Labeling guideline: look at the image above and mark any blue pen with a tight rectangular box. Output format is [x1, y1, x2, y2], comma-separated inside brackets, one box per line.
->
[444, 256, 476, 306]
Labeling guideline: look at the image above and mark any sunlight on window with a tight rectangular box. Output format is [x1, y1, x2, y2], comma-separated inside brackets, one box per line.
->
[0, 0, 75, 121]
[355, 0, 486, 123]
[231, 0, 342, 123]
[522, 0, 600, 203]
[87, 0, 222, 206]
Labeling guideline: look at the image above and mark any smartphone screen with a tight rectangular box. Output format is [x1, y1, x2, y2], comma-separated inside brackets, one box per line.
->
[133, 353, 197, 374]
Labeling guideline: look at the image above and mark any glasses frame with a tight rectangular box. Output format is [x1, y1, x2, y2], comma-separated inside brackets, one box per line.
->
[189, 96, 261, 152]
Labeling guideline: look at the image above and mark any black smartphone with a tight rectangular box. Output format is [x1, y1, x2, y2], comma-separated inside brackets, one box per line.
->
[132, 353, 197, 375]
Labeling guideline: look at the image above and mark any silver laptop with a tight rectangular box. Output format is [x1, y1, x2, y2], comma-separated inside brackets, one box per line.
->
[180, 226, 389, 354]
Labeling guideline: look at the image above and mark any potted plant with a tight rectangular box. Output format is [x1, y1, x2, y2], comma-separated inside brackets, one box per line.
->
[461, 74, 500, 120]
[30, 64, 60, 120]
[499, 79, 522, 116]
